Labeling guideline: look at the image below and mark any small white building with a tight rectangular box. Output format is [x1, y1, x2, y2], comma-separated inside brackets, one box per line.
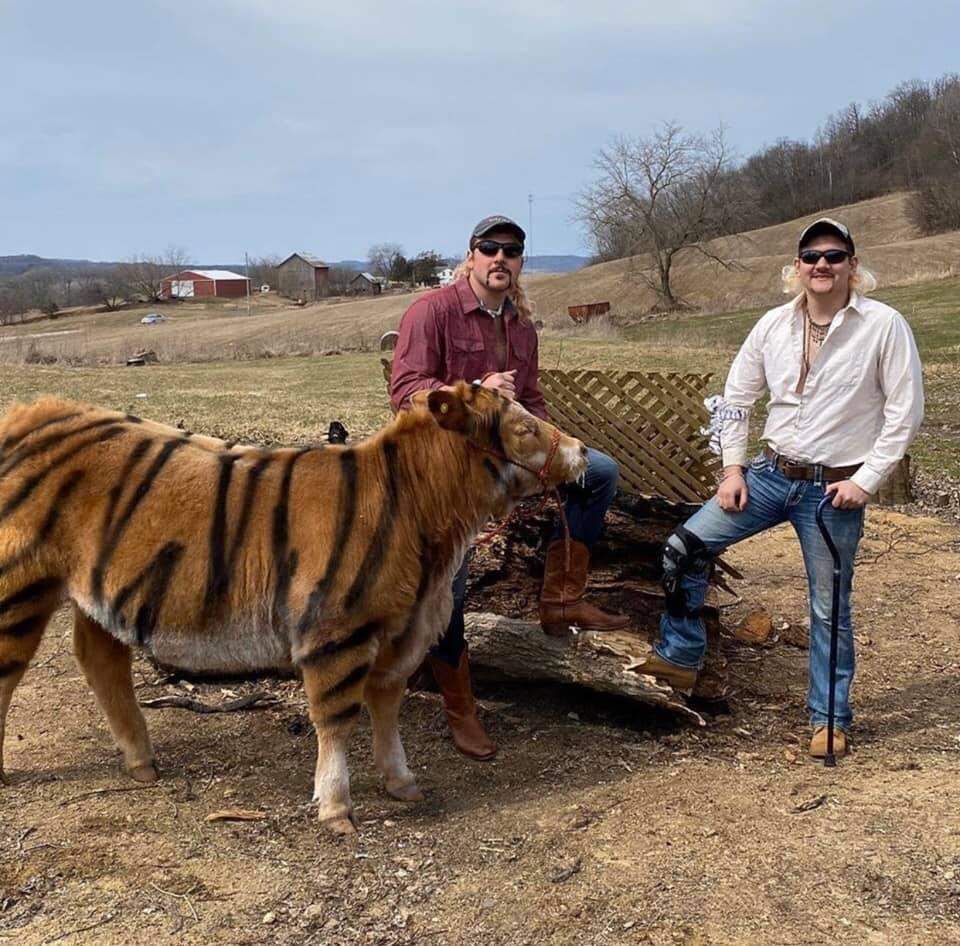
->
[435, 267, 455, 286]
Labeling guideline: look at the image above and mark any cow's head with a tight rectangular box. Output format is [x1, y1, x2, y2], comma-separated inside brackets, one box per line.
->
[424, 382, 587, 500]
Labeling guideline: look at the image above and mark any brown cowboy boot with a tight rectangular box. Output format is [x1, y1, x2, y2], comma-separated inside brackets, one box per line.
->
[539, 539, 630, 637]
[426, 647, 497, 761]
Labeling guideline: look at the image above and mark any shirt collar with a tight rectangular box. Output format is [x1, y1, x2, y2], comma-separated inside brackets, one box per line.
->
[454, 275, 516, 319]
[790, 290, 864, 319]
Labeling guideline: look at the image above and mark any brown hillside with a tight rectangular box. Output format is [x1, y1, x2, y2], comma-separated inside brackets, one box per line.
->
[526, 192, 960, 321]
[2, 193, 957, 364]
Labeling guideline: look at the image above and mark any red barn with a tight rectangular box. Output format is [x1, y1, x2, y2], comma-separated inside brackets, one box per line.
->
[160, 270, 250, 299]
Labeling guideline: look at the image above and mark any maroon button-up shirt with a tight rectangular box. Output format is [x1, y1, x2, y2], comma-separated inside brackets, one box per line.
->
[389, 277, 548, 419]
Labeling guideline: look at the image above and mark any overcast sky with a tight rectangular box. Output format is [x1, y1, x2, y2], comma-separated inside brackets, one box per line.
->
[2, 0, 958, 263]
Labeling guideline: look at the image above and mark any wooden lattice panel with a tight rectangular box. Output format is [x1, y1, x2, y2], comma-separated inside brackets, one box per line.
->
[539, 370, 721, 503]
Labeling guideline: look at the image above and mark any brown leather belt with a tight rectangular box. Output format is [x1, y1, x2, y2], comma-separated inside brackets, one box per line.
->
[763, 445, 861, 483]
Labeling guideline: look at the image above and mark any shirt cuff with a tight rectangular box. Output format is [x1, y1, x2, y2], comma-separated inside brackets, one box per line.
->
[721, 447, 748, 469]
[851, 465, 883, 495]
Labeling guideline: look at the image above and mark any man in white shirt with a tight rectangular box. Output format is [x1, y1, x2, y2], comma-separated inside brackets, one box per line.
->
[636, 218, 924, 758]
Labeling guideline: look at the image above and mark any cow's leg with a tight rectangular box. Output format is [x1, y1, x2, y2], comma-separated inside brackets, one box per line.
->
[72, 608, 156, 782]
[365, 674, 422, 802]
[300, 649, 374, 835]
[0, 582, 61, 784]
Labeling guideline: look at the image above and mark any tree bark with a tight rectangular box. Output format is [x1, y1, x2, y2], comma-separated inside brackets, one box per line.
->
[464, 611, 705, 725]
[876, 455, 912, 506]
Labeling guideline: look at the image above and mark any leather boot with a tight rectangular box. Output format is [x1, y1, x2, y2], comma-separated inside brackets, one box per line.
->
[539, 539, 630, 637]
[427, 648, 497, 761]
[810, 725, 849, 759]
[630, 652, 698, 692]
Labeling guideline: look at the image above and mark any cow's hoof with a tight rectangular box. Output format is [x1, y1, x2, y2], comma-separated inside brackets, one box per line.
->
[128, 763, 158, 784]
[322, 814, 358, 837]
[387, 781, 424, 803]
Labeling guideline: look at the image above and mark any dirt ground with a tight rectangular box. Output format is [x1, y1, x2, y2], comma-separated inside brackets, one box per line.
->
[2, 508, 959, 946]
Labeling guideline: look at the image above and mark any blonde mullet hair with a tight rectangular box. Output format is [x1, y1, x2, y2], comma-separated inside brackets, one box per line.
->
[781, 260, 878, 296]
[453, 253, 535, 322]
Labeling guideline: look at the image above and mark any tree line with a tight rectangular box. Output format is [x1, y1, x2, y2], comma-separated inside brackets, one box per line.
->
[0, 245, 452, 323]
[579, 72, 960, 309]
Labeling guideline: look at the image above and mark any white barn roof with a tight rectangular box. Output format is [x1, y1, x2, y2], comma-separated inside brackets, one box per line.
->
[188, 269, 248, 281]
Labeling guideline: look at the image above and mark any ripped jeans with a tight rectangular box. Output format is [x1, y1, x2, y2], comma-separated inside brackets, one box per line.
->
[656, 454, 865, 729]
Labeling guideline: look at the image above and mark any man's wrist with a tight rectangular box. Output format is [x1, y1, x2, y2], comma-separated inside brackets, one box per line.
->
[721, 465, 745, 480]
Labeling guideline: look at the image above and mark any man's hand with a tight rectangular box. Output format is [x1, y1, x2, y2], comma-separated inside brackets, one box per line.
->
[717, 466, 748, 512]
[825, 480, 870, 509]
[481, 370, 516, 400]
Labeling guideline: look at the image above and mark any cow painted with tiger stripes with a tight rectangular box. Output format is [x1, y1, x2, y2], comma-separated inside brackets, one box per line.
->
[0, 382, 586, 833]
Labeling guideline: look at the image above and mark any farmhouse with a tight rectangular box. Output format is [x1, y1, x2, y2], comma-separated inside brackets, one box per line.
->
[277, 253, 330, 301]
[160, 270, 250, 299]
[350, 272, 387, 295]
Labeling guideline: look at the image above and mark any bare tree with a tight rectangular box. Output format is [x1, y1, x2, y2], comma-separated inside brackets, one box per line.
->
[247, 255, 280, 290]
[124, 245, 189, 302]
[92, 266, 131, 311]
[579, 123, 740, 310]
[367, 243, 405, 279]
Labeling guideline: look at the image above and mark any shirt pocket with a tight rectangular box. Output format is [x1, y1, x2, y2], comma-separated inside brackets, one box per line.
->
[823, 341, 866, 391]
[448, 334, 486, 380]
[508, 324, 537, 370]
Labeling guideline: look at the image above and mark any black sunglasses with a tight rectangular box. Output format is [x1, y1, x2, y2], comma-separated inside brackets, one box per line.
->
[799, 249, 851, 265]
[473, 239, 524, 259]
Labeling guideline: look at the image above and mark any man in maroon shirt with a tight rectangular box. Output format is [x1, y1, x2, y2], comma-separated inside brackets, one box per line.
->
[390, 215, 628, 761]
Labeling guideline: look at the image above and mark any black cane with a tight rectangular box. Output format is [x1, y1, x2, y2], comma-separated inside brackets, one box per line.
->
[815, 494, 841, 768]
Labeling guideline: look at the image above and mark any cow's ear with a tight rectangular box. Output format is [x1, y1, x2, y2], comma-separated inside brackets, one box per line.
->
[427, 389, 471, 432]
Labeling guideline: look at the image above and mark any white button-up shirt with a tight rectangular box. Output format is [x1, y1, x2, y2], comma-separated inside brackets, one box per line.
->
[720, 291, 924, 495]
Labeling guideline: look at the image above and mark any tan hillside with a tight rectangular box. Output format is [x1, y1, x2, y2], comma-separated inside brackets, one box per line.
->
[3, 192, 957, 365]
[526, 192, 960, 321]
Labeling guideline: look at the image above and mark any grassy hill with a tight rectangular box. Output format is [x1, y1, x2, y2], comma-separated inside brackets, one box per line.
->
[526, 192, 960, 320]
[2, 193, 958, 369]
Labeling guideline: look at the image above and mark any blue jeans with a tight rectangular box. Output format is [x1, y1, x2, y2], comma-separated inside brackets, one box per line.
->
[432, 448, 619, 665]
[657, 454, 864, 729]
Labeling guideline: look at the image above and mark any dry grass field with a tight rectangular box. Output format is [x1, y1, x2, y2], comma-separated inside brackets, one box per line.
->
[2, 199, 959, 945]
[527, 193, 960, 319]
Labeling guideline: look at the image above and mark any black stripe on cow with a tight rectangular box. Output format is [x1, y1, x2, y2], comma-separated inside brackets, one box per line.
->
[124, 414, 143, 424]
[0, 416, 118, 479]
[487, 401, 507, 456]
[296, 450, 358, 636]
[483, 457, 503, 486]
[0, 660, 26, 677]
[204, 453, 240, 611]
[271, 448, 310, 630]
[0, 425, 123, 522]
[298, 621, 378, 667]
[0, 615, 46, 639]
[392, 537, 439, 649]
[323, 663, 371, 701]
[91, 438, 185, 605]
[0, 470, 85, 581]
[0, 578, 61, 618]
[224, 455, 272, 582]
[342, 441, 400, 612]
[324, 703, 361, 726]
[0, 410, 83, 455]
[111, 541, 185, 646]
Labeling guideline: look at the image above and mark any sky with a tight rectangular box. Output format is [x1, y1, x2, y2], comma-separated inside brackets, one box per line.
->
[2, 0, 959, 263]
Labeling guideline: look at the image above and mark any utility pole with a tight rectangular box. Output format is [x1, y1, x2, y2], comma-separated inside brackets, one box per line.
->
[245, 251, 251, 316]
[527, 192, 533, 262]
[526, 193, 571, 269]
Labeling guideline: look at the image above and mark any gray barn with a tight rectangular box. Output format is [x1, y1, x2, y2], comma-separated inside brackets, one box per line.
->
[277, 253, 330, 301]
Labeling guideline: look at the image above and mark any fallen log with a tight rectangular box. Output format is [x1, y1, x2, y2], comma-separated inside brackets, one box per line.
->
[464, 611, 705, 725]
